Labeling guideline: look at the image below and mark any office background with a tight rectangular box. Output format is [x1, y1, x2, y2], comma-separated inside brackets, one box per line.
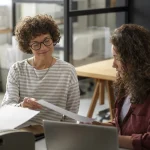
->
[0, 0, 150, 119]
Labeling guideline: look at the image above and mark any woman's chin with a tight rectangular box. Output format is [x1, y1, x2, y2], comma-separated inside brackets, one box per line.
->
[116, 71, 123, 78]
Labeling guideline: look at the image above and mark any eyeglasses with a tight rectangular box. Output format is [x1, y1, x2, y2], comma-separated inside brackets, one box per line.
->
[29, 38, 53, 50]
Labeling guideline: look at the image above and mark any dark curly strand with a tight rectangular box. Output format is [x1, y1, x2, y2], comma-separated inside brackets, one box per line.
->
[15, 14, 60, 54]
[110, 24, 150, 104]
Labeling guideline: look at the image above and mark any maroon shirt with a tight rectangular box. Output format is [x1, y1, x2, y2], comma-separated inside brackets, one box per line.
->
[112, 95, 150, 150]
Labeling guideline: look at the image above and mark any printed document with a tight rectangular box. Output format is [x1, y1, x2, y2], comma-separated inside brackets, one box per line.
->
[38, 100, 94, 123]
[0, 105, 39, 130]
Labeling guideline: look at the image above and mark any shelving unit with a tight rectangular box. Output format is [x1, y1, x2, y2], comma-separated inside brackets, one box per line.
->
[0, 28, 12, 34]
[0, 28, 12, 92]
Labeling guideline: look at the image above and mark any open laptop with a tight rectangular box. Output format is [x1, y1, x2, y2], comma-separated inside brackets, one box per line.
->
[43, 120, 119, 150]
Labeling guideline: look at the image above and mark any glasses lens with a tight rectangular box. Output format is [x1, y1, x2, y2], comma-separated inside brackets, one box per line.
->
[30, 38, 52, 50]
[43, 38, 52, 46]
[31, 43, 40, 50]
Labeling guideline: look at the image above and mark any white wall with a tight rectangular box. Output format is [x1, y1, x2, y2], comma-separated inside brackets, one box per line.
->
[0, 0, 12, 45]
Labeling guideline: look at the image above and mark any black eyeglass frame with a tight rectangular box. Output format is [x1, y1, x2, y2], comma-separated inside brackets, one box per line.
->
[29, 38, 53, 51]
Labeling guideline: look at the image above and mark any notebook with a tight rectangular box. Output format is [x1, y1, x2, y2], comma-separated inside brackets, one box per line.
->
[43, 120, 119, 150]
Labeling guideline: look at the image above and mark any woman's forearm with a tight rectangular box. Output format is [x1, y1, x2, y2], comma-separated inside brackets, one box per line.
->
[119, 135, 133, 149]
[92, 121, 133, 149]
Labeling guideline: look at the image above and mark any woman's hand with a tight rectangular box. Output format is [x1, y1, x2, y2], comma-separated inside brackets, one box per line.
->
[92, 121, 102, 125]
[21, 97, 42, 110]
[118, 135, 133, 149]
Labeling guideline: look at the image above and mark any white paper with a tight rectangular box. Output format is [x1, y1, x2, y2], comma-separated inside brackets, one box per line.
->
[38, 100, 94, 123]
[0, 106, 39, 130]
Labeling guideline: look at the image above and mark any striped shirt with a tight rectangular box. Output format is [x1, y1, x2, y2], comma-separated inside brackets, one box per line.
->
[1, 58, 80, 127]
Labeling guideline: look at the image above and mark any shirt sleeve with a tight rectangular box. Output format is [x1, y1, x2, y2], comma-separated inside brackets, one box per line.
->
[64, 67, 80, 123]
[131, 119, 150, 150]
[1, 64, 20, 107]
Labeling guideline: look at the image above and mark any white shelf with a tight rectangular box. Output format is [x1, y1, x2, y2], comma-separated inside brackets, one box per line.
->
[0, 28, 12, 34]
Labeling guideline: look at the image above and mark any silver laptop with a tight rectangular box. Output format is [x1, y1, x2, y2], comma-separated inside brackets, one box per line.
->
[43, 120, 119, 150]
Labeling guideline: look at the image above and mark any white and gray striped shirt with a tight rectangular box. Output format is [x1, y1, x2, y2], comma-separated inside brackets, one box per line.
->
[1, 58, 80, 127]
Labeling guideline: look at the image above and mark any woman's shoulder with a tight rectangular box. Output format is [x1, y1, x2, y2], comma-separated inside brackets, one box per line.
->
[55, 59, 77, 76]
[55, 59, 75, 69]
[11, 59, 28, 70]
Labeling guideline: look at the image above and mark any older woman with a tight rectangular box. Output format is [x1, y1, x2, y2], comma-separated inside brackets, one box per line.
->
[93, 24, 150, 150]
[1, 14, 80, 127]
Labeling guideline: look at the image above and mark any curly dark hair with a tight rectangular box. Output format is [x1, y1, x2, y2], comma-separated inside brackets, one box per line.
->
[110, 24, 150, 104]
[15, 14, 60, 54]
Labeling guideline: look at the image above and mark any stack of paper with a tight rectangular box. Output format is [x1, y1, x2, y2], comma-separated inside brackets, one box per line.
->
[0, 106, 39, 130]
[0, 100, 94, 130]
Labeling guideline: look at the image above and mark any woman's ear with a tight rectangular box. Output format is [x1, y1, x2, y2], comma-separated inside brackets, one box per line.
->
[53, 43, 57, 46]
[53, 37, 60, 46]
[27, 48, 33, 54]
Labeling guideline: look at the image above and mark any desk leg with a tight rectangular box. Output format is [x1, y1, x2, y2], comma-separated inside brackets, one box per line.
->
[87, 80, 100, 118]
[106, 81, 115, 120]
[99, 80, 105, 105]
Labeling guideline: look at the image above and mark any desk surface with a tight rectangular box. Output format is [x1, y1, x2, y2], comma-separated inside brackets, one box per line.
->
[35, 139, 46, 150]
[35, 139, 129, 150]
[75, 59, 116, 81]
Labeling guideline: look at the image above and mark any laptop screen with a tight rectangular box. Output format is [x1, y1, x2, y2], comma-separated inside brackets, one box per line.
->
[43, 120, 119, 150]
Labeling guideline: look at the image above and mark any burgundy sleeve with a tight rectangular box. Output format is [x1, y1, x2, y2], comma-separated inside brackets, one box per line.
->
[131, 122, 150, 150]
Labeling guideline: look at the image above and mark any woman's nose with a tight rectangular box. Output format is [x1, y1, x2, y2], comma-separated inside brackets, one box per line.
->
[40, 43, 47, 50]
[112, 60, 117, 68]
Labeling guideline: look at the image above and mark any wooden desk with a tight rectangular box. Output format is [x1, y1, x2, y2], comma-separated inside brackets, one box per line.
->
[35, 139, 129, 150]
[76, 59, 116, 120]
[20, 125, 44, 135]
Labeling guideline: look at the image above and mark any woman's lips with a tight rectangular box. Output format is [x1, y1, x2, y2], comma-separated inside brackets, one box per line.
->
[38, 50, 49, 54]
